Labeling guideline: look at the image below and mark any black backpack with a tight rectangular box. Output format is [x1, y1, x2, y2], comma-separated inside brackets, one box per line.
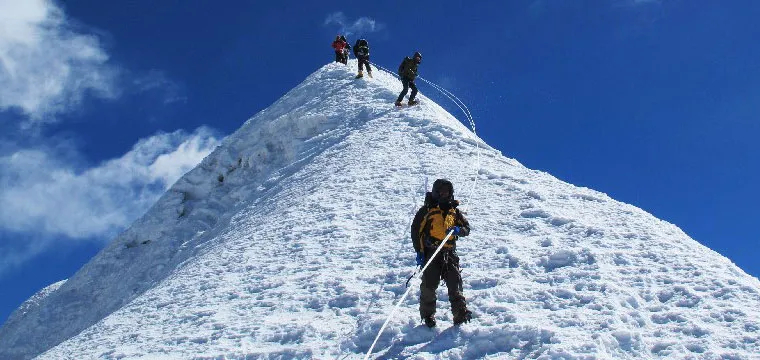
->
[398, 57, 412, 76]
[354, 39, 369, 57]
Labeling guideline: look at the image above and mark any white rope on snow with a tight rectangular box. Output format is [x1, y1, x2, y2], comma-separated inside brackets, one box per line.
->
[369, 62, 481, 210]
[361, 63, 484, 359]
[362, 229, 456, 360]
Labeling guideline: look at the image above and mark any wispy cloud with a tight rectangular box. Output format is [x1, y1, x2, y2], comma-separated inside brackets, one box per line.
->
[324, 12, 385, 37]
[132, 69, 187, 105]
[0, 125, 220, 278]
[0, 0, 214, 278]
[0, 128, 220, 240]
[0, 0, 119, 125]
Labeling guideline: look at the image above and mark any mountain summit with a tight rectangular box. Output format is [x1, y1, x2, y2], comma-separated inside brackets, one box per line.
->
[2, 62, 759, 359]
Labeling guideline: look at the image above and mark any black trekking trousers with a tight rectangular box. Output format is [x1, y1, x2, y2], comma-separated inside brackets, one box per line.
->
[397, 77, 418, 103]
[335, 51, 344, 63]
[357, 56, 371, 73]
[419, 247, 467, 319]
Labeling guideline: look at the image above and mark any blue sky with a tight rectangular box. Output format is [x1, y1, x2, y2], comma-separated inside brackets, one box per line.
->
[1, 0, 758, 323]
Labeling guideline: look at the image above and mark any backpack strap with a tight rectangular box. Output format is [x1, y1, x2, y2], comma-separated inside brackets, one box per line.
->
[418, 208, 433, 250]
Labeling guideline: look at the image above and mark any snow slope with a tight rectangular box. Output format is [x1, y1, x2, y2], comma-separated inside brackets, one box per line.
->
[2, 61, 760, 359]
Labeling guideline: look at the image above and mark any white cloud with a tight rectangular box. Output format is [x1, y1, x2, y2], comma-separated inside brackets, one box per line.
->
[133, 70, 187, 105]
[324, 12, 384, 37]
[0, 0, 202, 278]
[0, 127, 221, 239]
[0, 0, 118, 124]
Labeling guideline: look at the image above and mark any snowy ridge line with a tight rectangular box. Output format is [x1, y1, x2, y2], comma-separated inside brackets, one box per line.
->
[417, 76, 475, 132]
[413, 75, 481, 214]
[370, 62, 474, 133]
[371, 62, 473, 132]
[370, 62, 482, 214]
[365, 62, 483, 357]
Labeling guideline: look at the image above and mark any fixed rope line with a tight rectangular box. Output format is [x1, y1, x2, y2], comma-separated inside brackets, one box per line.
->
[363, 229, 456, 360]
[418, 76, 474, 129]
[360, 62, 483, 359]
[370, 62, 481, 204]
[370, 62, 473, 126]
[371, 63, 472, 129]
[370, 62, 474, 131]
[414, 75, 480, 209]
[420, 75, 480, 205]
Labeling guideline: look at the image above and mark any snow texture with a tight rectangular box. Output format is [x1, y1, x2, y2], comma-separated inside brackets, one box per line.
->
[1, 61, 760, 359]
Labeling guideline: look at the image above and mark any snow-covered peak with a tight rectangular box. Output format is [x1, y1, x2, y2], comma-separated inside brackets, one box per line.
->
[2, 61, 759, 359]
[1, 280, 66, 332]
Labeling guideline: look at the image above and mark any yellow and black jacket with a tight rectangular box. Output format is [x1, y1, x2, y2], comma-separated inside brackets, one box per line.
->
[411, 192, 470, 253]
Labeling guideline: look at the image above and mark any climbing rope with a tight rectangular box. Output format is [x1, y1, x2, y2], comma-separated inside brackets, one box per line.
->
[414, 75, 480, 212]
[370, 62, 481, 211]
[417, 76, 475, 132]
[362, 63, 484, 359]
[363, 229, 456, 360]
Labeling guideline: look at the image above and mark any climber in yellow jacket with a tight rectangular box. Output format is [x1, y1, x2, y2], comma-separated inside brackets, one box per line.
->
[410, 179, 472, 327]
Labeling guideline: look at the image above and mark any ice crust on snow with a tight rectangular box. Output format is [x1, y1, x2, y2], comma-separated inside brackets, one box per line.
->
[1, 61, 760, 359]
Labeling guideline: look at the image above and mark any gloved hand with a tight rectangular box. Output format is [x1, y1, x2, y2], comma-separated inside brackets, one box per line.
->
[416, 252, 425, 266]
[447, 226, 461, 236]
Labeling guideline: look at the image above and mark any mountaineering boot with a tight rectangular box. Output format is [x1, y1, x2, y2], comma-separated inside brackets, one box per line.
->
[408, 99, 419, 106]
[356, 70, 363, 79]
[423, 315, 436, 328]
[453, 310, 472, 325]
[395, 100, 403, 107]
[368, 71, 373, 78]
